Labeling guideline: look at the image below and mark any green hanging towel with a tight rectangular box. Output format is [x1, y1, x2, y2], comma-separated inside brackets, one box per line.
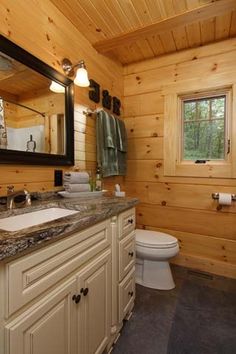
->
[115, 117, 127, 176]
[96, 110, 127, 177]
[96, 110, 118, 177]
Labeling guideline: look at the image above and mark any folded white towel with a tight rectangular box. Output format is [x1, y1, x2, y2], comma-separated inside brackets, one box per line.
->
[64, 172, 89, 184]
[64, 183, 91, 193]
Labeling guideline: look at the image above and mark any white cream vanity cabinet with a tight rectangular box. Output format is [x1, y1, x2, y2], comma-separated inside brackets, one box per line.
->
[109, 207, 136, 349]
[0, 207, 136, 354]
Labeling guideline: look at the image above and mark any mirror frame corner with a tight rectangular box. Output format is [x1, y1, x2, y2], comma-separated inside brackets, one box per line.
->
[0, 34, 74, 166]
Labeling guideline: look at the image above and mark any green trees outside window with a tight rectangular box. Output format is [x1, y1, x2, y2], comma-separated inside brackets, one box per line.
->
[183, 96, 226, 160]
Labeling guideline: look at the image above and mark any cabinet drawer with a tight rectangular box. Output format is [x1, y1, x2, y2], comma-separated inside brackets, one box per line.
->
[118, 267, 135, 323]
[6, 220, 111, 317]
[119, 231, 135, 282]
[119, 208, 135, 239]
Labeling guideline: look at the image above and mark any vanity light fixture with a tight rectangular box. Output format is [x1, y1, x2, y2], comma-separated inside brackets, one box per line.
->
[49, 81, 65, 93]
[62, 58, 90, 87]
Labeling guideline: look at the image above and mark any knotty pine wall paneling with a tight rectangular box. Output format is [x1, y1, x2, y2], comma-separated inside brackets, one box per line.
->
[0, 0, 123, 196]
[123, 38, 236, 279]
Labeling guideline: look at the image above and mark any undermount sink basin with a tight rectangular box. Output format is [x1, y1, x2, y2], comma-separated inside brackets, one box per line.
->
[0, 208, 78, 232]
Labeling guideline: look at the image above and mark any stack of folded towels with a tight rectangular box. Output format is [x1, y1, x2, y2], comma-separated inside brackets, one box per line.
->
[64, 172, 90, 193]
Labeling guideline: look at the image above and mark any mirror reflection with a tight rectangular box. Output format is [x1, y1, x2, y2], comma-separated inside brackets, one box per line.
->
[0, 52, 65, 155]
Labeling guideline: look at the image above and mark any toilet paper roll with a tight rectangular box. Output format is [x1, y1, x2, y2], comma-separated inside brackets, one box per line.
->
[218, 193, 232, 205]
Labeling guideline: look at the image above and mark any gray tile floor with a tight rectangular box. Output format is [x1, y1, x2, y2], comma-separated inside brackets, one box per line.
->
[112, 265, 236, 354]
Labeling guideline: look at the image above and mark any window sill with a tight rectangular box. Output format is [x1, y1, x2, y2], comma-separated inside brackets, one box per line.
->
[174, 162, 232, 178]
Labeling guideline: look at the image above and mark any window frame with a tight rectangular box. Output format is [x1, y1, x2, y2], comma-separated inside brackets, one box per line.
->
[164, 86, 235, 178]
[179, 89, 230, 164]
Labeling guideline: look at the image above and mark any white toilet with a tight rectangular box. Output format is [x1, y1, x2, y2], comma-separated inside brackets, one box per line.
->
[135, 229, 179, 290]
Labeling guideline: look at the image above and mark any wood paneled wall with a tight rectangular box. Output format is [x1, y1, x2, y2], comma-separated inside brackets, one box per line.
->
[0, 1, 235, 279]
[123, 38, 236, 279]
[0, 0, 123, 196]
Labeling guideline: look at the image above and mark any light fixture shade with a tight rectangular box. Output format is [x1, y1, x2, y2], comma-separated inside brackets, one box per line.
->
[74, 67, 90, 87]
[49, 81, 65, 93]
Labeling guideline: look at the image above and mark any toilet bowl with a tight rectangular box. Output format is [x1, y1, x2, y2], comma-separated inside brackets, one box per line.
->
[135, 229, 179, 290]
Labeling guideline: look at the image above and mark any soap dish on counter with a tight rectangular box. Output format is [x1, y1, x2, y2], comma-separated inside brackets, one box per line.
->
[58, 191, 106, 198]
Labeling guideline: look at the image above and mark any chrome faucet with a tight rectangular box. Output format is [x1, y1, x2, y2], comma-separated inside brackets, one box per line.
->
[6, 185, 31, 210]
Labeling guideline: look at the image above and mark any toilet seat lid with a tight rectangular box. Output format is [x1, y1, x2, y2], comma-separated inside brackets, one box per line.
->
[135, 229, 178, 249]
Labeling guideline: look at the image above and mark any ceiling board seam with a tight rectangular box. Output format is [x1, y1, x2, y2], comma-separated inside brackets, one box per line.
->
[199, 15, 203, 45]
[172, 0, 188, 15]
[86, 0, 119, 37]
[184, 26, 190, 48]
[158, 34, 167, 54]
[113, 0, 135, 30]
[213, 16, 216, 43]
[129, 0, 153, 25]
[229, 11, 233, 35]
[156, 0, 168, 18]
[102, 0, 126, 33]
[146, 35, 164, 56]
[143, 0, 156, 23]
[171, 29, 180, 52]
[128, 0, 144, 27]
[92, 0, 127, 35]
[171, 30, 178, 51]
[102, 0, 130, 32]
[115, 0, 141, 30]
[137, 38, 156, 58]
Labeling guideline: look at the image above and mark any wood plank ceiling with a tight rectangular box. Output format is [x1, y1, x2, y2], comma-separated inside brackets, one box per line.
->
[51, 0, 236, 64]
[0, 66, 50, 97]
[0, 55, 50, 96]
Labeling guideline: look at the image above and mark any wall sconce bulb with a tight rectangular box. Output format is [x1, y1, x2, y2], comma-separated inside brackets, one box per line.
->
[62, 58, 90, 87]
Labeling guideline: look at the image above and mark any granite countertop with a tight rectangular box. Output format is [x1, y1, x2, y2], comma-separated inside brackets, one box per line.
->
[0, 195, 138, 262]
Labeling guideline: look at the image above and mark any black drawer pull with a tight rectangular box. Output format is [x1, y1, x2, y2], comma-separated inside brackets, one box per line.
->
[72, 294, 81, 304]
[128, 251, 134, 257]
[81, 287, 89, 296]
[128, 291, 134, 297]
[128, 219, 133, 224]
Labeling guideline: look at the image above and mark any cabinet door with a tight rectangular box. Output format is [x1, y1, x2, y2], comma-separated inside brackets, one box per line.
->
[77, 249, 111, 354]
[5, 278, 77, 354]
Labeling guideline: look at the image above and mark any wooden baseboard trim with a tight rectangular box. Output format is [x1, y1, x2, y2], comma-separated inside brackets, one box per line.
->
[171, 253, 236, 279]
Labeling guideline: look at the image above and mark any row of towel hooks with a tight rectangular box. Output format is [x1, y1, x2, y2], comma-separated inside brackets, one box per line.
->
[82, 107, 104, 117]
[82, 107, 122, 118]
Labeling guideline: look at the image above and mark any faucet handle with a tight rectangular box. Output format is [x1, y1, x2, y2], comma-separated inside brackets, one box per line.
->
[7, 185, 15, 194]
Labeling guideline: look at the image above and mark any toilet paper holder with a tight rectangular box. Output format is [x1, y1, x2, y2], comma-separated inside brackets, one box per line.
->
[212, 193, 236, 201]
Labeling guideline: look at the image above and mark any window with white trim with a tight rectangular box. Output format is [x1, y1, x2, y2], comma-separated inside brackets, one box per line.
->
[164, 86, 236, 178]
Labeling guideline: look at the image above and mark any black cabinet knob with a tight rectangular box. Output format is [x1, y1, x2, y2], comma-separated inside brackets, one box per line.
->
[128, 219, 133, 224]
[72, 294, 81, 304]
[128, 251, 134, 257]
[128, 291, 134, 297]
[80, 287, 89, 296]
[83, 287, 89, 296]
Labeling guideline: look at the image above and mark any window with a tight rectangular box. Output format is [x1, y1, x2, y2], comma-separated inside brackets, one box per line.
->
[164, 87, 235, 178]
[182, 94, 227, 161]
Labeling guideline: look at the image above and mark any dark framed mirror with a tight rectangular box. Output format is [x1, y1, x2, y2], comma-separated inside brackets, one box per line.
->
[0, 35, 74, 166]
